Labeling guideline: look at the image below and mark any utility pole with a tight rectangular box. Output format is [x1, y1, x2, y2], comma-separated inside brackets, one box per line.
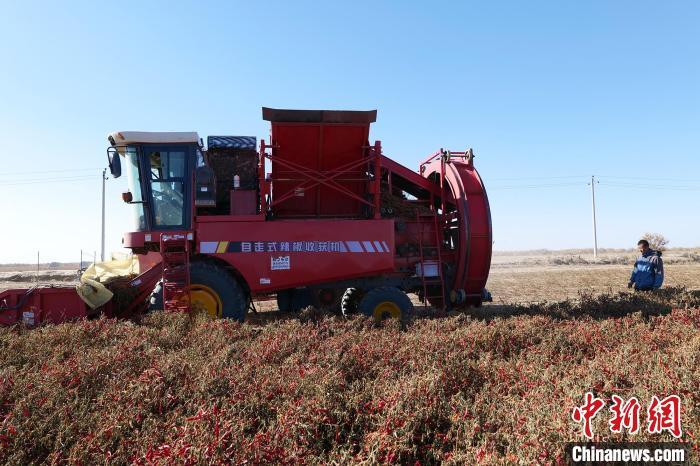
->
[590, 175, 598, 259]
[101, 168, 107, 262]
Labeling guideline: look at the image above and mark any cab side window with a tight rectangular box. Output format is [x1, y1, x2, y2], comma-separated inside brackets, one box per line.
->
[148, 150, 186, 227]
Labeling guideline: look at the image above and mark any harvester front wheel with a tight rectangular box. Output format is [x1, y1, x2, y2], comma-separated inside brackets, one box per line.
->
[358, 287, 413, 323]
[189, 262, 248, 322]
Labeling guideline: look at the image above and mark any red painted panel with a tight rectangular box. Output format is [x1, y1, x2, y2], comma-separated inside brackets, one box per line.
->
[271, 124, 320, 217]
[39, 290, 90, 324]
[137, 251, 162, 271]
[319, 124, 369, 216]
[196, 219, 395, 293]
[230, 190, 257, 215]
[270, 122, 370, 218]
[0, 287, 88, 326]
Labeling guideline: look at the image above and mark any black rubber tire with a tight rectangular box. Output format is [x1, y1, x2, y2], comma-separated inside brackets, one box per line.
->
[312, 288, 343, 314]
[276, 289, 295, 313]
[148, 280, 164, 311]
[276, 288, 313, 313]
[358, 287, 414, 322]
[340, 288, 364, 317]
[190, 261, 248, 321]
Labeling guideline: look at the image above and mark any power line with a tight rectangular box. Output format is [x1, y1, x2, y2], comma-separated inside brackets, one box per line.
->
[598, 182, 700, 191]
[0, 167, 104, 177]
[488, 174, 700, 185]
[1, 175, 100, 184]
[598, 175, 700, 183]
[487, 174, 700, 191]
[0, 175, 98, 187]
[489, 182, 585, 190]
[487, 175, 587, 181]
[489, 181, 700, 191]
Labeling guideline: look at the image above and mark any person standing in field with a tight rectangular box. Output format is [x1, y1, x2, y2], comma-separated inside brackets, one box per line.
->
[628, 239, 664, 291]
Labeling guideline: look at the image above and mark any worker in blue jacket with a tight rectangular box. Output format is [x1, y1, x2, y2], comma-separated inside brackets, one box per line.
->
[628, 239, 664, 291]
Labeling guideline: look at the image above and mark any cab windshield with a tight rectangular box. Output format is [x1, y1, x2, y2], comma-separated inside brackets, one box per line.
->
[124, 147, 146, 230]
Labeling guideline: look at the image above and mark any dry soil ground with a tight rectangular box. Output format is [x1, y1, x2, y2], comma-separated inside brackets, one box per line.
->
[487, 249, 700, 304]
[487, 263, 700, 303]
[4, 249, 699, 311]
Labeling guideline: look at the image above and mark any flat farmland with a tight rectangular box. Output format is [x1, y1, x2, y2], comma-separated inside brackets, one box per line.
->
[488, 263, 700, 303]
[486, 248, 700, 303]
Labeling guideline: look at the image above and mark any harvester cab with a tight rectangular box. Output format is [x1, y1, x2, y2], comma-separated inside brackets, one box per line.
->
[107, 131, 200, 235]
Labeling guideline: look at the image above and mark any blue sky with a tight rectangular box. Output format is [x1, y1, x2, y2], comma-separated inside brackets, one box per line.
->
[0, 1, 698, 263]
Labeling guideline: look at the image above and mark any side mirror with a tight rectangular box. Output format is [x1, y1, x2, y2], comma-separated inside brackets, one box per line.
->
[107, 149, 122, 178]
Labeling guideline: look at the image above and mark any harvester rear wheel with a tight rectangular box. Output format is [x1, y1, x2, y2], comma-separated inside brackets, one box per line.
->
[340, 288, 364, 317]
[189, 262, 248, 322]
[312, 288, 343, 314]
[358, 287, 413, 323]
[276, 288, 313, 313]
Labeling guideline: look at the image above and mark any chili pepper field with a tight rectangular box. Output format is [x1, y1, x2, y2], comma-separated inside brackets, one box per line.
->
[0, 288, 698, 464]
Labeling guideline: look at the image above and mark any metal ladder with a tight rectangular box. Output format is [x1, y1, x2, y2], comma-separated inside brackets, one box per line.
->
[159, 233, 191, 313]
[416, 210, 447, 313]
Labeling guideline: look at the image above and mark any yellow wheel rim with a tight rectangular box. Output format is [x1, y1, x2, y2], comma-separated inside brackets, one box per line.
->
[373, 301, 402, 321]
[189, 284, 223, 318]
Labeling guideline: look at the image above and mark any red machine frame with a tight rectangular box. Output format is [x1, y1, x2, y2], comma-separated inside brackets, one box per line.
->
[259, 139, 383, 220]
[1, 108, 493, 326]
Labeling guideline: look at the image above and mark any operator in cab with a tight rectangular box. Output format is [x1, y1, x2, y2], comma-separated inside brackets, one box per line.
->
[628, 239, 664, 291]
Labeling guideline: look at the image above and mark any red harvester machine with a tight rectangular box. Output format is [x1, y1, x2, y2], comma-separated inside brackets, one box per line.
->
[0, 108, 491, 325]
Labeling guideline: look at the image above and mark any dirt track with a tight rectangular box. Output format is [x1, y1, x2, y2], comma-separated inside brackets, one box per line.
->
[0, 270, 77, 292]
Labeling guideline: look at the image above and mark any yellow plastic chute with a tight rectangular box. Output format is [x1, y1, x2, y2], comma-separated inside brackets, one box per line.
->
[76, 255, 141, 310]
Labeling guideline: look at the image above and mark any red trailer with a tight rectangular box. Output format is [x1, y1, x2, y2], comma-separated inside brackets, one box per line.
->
[0, 108, 491, 325]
